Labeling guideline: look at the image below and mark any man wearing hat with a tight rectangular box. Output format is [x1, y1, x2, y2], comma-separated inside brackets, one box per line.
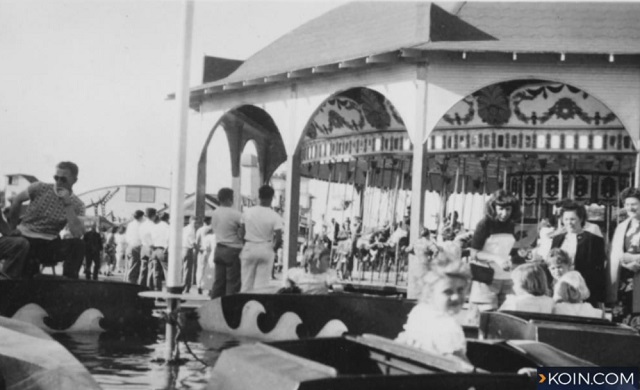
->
[125, 210, 145, 283]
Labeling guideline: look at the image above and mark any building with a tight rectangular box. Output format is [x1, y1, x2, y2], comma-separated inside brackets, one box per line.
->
[182, 2, 640, 297]
[77, 185, 171, 223]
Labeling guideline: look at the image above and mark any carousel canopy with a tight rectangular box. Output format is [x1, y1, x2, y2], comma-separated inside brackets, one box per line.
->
[188, 2, 640, 98]
[299, 80, 636, 205]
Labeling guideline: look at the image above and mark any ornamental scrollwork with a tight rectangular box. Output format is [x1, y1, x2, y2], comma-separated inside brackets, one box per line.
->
[443, 96, 475, 125]
[512, 84, 617, 125]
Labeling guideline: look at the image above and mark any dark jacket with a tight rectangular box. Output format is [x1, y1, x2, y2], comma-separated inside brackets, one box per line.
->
[83, 230, 103, 256]
[551, 230, 606, 304]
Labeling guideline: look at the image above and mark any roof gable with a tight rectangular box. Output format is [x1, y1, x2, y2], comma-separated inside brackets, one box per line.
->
[455, 2, 640, 42]
[221, 2, 432, 84]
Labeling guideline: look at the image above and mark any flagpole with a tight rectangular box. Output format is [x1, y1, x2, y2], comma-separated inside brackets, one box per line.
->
[166, 0, 194, 363]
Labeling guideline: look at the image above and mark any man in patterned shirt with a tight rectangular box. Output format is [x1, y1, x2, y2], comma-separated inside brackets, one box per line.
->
[8, 161, 86, 278]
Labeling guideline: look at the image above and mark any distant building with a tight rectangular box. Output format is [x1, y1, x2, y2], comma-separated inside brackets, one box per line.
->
[4, 174, 38, 208]
[157, 193, 219, 220]
[241, 153, 261, 202]
[77, 185, 172, 223]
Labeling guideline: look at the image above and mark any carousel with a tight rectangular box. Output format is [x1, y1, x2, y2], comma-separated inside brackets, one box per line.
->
[188, 2, 640, 300]
[298, 80, 635, 251]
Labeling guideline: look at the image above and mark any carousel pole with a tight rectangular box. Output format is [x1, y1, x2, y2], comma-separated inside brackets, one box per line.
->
[324, 161, 335, 229]
[332, 162, 344, 261]
[569, 157, 576, 200]
[349, 157, 360, 221]
[520, 161, 526, 237]
[453, 158, 460, 221]
[165, 0, 193, 363]
[503, 166, 508, 191]
[339, 160, 349, 224]
[394, 159, 407, 285]
[460, 158, 467, 227]
[391, 159, 402, 226]
[617, 156, 623, 225]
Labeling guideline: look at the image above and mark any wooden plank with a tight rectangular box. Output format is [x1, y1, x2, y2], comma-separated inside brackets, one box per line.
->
[312, 64, 340, 74]
[339, 58, 368, 69]
[366, 52, 400, 64]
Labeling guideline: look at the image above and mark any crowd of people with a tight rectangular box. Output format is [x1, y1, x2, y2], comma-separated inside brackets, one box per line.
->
[2, 161, 640, 340]
[119, 184, 283, 297]
[394, 187, 640, 363]
[0, 161, 285, 300]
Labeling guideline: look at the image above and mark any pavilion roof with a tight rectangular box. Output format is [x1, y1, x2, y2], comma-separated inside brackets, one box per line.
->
[189, 2, 640, 95]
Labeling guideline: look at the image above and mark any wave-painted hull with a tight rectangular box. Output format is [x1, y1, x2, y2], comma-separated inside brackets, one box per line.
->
[0, 278, 155, 333]
[198, 293, 417, 340]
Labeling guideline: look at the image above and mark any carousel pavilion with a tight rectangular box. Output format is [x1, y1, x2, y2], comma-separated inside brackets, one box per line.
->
[181, 2, 640, 297]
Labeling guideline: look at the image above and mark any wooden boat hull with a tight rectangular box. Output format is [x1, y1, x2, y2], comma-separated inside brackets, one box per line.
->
[198, 292, 416, 339]
[199, 292, 640, 367]
[480, 310, 640, 367]
[209, 335, 592, 390]
[0, 277, 155, 333]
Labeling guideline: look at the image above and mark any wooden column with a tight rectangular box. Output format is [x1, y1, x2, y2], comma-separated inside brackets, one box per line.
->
[636, 152, 640, 188]
[194, 148, 207, 229]
[282, 153, 302, 271]
[407, 77, 429, 299]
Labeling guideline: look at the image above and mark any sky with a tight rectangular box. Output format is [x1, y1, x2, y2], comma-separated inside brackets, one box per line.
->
[0, 0, 346, 195]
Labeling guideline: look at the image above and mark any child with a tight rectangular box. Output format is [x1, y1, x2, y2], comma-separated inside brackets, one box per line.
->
[532, 218, 555, 261]
[545, 248, 572, 287]
[499, 263, 554, 313]
[396, 241, 470, 360]
[552, 271, 604, 318]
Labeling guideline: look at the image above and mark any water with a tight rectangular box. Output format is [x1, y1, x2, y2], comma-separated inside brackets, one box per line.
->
[53, 322, 247, 390]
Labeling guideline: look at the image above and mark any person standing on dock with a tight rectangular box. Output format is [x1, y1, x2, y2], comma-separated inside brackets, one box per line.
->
[239, 185, 283, 292]
[182, 215, 197, 293]
[83, 223, 103, 280]
[124, 210, 144, 283]
[195, 216, 212, 294]
[210, 188, 243, 298]
[148, 212, 170, 291]
[8, 161, 85, 278]
[138, 208, 157, 287]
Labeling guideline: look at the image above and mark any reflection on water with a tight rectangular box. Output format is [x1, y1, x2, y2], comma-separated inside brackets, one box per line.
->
[53, 324, 250, 390]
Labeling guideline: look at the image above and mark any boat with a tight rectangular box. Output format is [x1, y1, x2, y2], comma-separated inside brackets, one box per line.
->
[0, 315, 101, 390]
[479, 310, 640, 367]
[208, 333, 592, 390]
[0, 276, 155, 333]
[197, 292, 640, 367]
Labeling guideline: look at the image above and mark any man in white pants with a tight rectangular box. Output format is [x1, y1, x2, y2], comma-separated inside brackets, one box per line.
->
[240, 185, 283, 292]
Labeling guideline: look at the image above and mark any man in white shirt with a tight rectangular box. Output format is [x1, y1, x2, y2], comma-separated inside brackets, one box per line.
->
[182, 215, 197, 293]
[125, 210, 144, 284]
[210, 188, 244, 298]
[148, 212, 170, 291]
[195, 216, 212, 295]
[240, 185, 283, 292]
[138, 208, 157, 287]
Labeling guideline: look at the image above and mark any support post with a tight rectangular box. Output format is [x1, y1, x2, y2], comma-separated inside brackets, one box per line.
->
[407, 77, 429, 299]
[166, 0, 193, 363]
[194, 150, 207, 229]
[282, 152, 302, 272]
[636, 152, 640, 188]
